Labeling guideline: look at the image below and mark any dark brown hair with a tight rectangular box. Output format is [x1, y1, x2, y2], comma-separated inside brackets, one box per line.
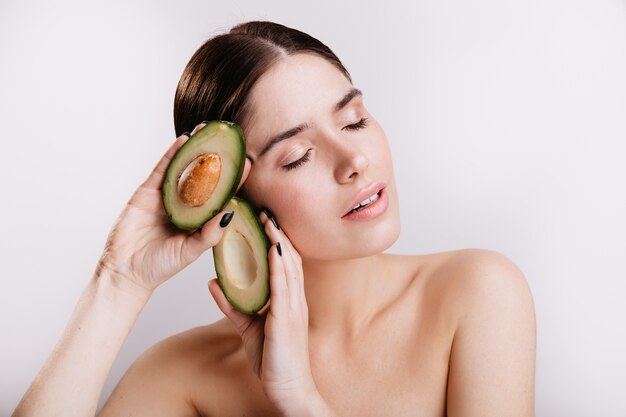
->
[173, 20, 352, 137]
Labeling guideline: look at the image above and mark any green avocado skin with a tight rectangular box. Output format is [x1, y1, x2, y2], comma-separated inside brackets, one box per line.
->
[213, 197, 271, 315]
[161, 120, 245, 230]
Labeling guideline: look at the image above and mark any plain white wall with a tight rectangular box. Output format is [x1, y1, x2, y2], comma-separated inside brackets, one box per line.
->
[1, 0, 625, 415]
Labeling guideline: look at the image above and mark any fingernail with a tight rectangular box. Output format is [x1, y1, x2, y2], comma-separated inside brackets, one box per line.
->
[201, 120, 210, 124]
[276, 242, 282, 256]
[261, 208, 280, 230]
[220, 211, 234, 228]
[182, 131, 190, 137]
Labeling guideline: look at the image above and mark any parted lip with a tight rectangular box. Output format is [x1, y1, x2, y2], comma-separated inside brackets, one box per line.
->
[342, 181, 387, 217]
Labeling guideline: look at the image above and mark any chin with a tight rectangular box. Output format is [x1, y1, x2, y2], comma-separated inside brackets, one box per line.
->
[301, 214, 401, 262]
[355, 216, 401, 257]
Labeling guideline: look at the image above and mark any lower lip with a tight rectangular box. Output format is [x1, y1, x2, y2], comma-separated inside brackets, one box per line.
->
[342, 188, 389, 221]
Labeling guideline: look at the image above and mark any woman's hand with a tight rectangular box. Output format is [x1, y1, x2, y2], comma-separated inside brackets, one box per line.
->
[209, 210, 327, 415]
[13, 122, 254, 417]
[96, 122, 251, 298]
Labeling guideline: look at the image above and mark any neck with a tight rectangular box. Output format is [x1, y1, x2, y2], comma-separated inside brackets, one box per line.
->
[302, 253, 388, 337]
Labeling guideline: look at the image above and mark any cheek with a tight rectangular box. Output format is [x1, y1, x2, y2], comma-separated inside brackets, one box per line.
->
[244, 169, 321, 225]
[274, 182, 320, 225]
[239, 167, 331, 257]
[269, 181, 331, 255]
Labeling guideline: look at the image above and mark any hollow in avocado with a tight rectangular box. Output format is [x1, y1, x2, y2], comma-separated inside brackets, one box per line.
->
[213, 197, 270, 314]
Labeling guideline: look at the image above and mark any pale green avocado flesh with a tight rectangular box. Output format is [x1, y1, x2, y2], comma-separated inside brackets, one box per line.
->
[213, 197, 270, 314]
[162, 120, 245, 230]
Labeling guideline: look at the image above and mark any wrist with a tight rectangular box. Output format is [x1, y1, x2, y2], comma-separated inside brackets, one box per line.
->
[91, 266, 152, 309]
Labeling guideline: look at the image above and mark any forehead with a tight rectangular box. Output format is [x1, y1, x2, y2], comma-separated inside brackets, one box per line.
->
[243, 53, 353, 151]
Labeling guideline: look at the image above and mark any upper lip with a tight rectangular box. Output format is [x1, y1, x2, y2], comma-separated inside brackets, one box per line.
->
[342, 181, 387, 217]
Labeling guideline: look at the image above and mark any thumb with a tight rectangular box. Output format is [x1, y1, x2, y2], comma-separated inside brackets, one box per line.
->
[142, 134, 190, 190]
[181, 210, 234, 262]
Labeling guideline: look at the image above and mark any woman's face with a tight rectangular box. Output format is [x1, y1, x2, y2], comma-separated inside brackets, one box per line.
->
[240, 53, 400, 261]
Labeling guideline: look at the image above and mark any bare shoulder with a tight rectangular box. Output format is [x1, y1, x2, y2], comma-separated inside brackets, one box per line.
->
[98, 318, 244, 416]
[392, 248, 535, 348]
[158, 317, 242, 360]
[443, 247, 527, 282]
[380, 248, 533, 321]
[139, 317, 248, 389]
[413, 248, 533, 312]
[415, 248, 536, 415]
[450, 248, 532, 317]
[133, 317, 243, 378]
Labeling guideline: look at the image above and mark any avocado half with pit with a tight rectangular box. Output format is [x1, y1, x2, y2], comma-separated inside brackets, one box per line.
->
[162, 120, 245, 230]
[161, 120, 270, 314]
[213, 197, 270, 314]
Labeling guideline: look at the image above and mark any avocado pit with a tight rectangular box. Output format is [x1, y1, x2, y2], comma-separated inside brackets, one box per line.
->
[177, 153, 222, 207]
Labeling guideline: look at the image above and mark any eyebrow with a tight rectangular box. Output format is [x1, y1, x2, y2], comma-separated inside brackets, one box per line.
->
[256, 87, 363, 159]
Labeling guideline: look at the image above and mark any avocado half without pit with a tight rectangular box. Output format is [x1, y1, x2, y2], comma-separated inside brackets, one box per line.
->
[161, 120, 270, 314]
[213, 197, 270, 314]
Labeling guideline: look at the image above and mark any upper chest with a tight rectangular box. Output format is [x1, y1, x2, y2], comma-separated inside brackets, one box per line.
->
[307, 295, 454, 416]
[197, 302, 454, 416]
[194, 254, 459, 416]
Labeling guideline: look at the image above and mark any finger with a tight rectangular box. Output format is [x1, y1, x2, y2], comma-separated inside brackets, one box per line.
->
[179, 211, 234, 264]
[269, 218, 305, 302]
[259, 211, 303, 276]
[190, 121, 208, 136]
[268, 243, 288, 313]
[259, 211, 302, 270]
[261, 216, 302, 304]
[142, 133, 190, 190]
[278, 241, 305, 304]
[208, 278, 254, 334]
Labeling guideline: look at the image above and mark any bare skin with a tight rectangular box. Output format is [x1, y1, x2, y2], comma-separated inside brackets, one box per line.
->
[13, 52, 536, 417]
[98, 249, 535, 417]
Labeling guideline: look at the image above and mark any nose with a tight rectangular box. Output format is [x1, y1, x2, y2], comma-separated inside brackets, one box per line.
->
[332, 139, 370, 184]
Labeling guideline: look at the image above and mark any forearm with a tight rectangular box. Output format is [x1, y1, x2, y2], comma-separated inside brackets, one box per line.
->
[13, 271, 151, 417]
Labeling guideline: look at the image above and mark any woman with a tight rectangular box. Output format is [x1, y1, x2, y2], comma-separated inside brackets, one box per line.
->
[13, 21, 536, 416]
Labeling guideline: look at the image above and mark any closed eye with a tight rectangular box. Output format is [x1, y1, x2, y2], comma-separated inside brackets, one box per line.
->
[282, 149, 312, 171]
[342, 117, 369, 131]
[281, 118, 369, 172]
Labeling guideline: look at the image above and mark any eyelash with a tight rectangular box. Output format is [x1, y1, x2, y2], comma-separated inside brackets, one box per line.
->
[282, 117, 369, 171]
[343, 117, 369, 131]
[283, 149, 312, 171]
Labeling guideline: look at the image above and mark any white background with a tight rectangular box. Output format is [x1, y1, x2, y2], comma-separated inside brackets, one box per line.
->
[1, 0, 625, 415]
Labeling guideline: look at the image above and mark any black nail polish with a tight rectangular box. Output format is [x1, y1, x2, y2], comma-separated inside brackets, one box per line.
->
[201, 120, 210, 124]
[262, 208, 280, 230]
[220, 211, 234, 228]
[182, 131, 190, 137]
[276, 242, 282, 256]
